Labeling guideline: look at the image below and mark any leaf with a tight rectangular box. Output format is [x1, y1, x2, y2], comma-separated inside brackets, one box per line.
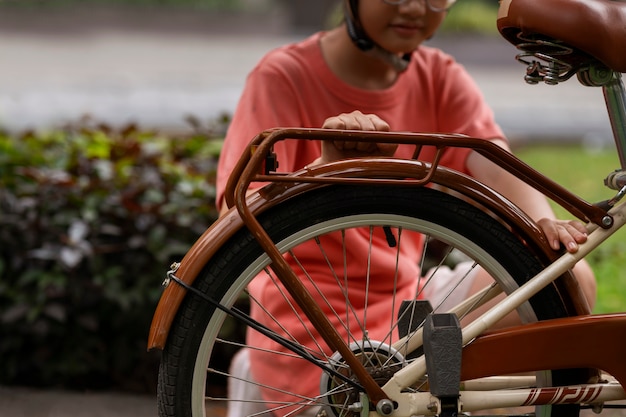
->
[68, 220, 89, 244]
[60, 247, 84, 269]
[85, 131, 112, 159]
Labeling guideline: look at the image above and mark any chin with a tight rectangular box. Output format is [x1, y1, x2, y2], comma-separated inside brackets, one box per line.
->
[385, 38, 425, 53]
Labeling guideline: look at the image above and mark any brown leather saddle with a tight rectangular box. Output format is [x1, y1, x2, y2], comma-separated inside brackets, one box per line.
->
[497, 0, 626, 73]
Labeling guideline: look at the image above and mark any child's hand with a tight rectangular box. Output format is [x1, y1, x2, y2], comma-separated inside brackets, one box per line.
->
[537, 218, 589, 253]
[318, 110, 397, 164]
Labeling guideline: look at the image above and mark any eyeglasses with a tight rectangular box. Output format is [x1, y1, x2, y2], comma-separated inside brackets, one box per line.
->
[382, 0, 457, 13]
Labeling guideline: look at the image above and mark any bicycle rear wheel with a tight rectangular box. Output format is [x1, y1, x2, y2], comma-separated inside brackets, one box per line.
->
[158, 184, 580, 417]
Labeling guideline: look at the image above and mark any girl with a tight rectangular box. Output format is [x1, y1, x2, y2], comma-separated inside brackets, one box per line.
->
[217, 1, 596, 415]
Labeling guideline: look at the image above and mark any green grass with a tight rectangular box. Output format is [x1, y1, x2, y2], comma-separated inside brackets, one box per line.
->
[515, 144, 626, 313]
[440, 0, 499, 35]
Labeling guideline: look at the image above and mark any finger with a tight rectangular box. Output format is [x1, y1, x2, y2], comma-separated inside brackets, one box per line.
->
[355, 113, 391, 132]
[367, 114, 391, 132]
[376, 142, 398, 156]
[358, 114, 382, 132]
[558, 227, 580, 253]
[354, 141, 378, 152]
[556, 222, 589, 253]
[333, 140, 377, 153]
[564, 222, 588, 244]
[567, 220, 589, 239]
[341, 140, 357, 150]
[548, 232, 562, 251]
[355, 114, 389, 152]
[323, 112, 391, 158]
[323, 112, 390, 131]
[335, 113, 384, 152]
[343, 116, 366, 130]
[537, 218, 560, 250]
[344, 111, 389, 132]
[322, 116, 343, 130]
[322, 113, 357, 130]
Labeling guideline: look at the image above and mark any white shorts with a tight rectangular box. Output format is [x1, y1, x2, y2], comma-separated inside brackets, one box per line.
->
[421, 261, 480, 312]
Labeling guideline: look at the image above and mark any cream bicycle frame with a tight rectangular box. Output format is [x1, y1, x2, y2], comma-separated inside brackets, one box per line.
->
[384, 202, 626, 415]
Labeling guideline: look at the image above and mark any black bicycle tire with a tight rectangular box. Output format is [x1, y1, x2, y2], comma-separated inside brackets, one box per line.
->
[158, 184, 580, 417]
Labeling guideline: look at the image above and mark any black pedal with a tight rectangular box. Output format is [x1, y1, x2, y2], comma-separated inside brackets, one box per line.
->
[397, 300, 432, 359]
[397, 299, 433, 338]
[423, 313, 462, 416]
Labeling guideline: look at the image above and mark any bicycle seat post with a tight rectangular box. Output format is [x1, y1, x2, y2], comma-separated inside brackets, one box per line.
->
[603, 74, 626, 169]
[580, 65, 626, 169]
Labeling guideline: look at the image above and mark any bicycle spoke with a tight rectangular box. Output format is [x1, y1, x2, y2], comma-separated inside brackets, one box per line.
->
[159, 185, 586, 417]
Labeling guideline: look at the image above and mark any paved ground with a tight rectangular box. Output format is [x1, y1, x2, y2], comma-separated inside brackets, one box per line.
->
[0, 386, 229, 417]
[0, 387, 156, 417]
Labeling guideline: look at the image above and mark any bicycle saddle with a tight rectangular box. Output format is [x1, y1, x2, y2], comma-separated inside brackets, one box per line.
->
[497, 0, 626, 73]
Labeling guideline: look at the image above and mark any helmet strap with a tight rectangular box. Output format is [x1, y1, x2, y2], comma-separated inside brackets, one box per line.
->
[344, 0, 412, 72]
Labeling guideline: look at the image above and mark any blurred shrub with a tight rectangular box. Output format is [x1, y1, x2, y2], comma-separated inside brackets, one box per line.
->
[0, 120, 223, 392]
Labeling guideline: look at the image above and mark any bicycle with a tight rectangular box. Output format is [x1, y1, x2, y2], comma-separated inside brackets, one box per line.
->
[147, 0, 626, 416]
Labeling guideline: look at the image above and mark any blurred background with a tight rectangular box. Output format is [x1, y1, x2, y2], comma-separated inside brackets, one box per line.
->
[0, 0, 612, 142]
[1, 0, 624, 412]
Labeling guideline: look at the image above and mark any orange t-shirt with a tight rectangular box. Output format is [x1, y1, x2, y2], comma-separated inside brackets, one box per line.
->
[216, 32, 505, 414]
[216, 32, 504, 206]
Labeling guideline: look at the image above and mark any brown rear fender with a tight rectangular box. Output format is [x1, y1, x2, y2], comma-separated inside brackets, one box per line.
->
[147, 158, 589, 350]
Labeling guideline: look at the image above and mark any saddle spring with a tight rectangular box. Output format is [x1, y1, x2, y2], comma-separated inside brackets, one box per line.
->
[514, 34, 578, 85]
